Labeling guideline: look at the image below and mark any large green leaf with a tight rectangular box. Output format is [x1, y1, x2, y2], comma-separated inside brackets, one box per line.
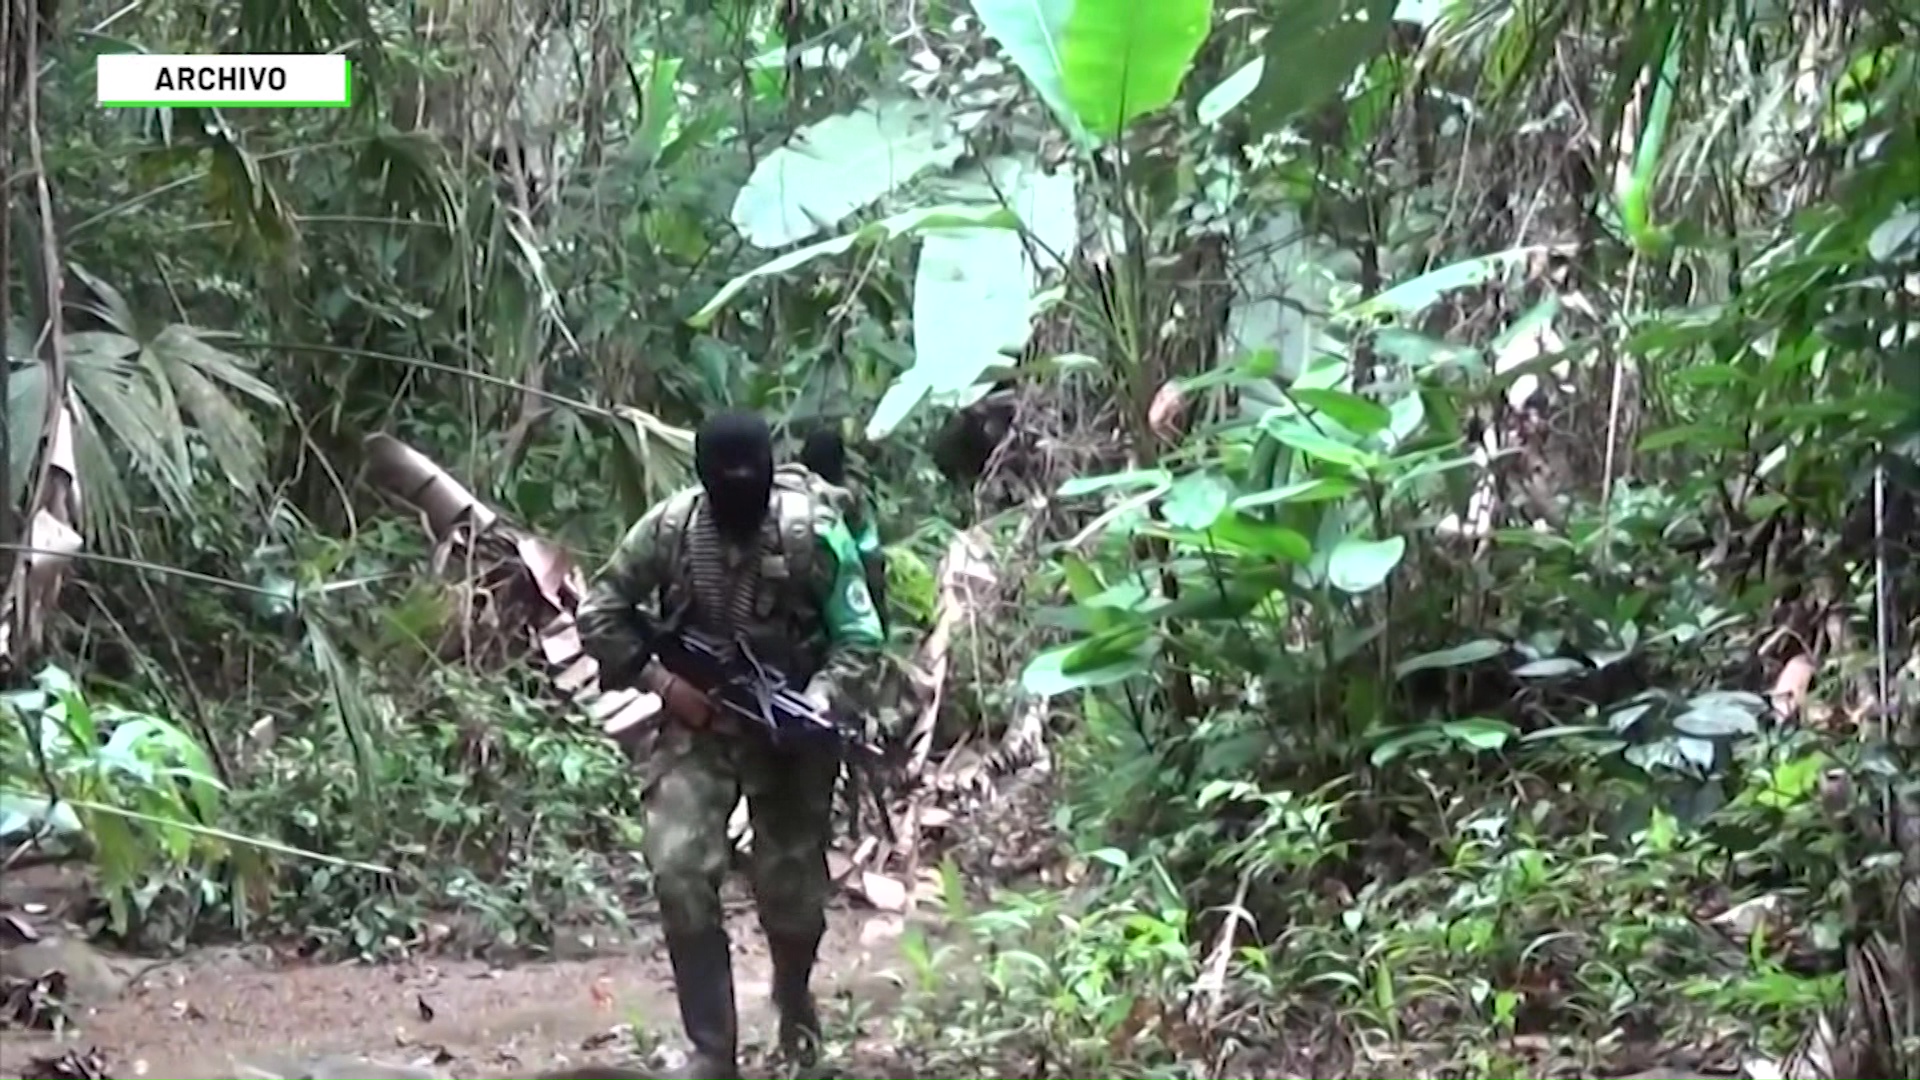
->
[690, 205, 1019, 327]
[1060, 0, 1215, 139]
[1292, 387, 1391, 435]
[971, 0, 1211, 141]
[866, 160, 1076, 440]
[1261, 413, 1384, 473]
[21, 267, 284, 547]
[869, 224, 1035, 439]
[938, 156, 1081, 275]
[967, 0, 1086, 142]
[1327, 535, 1405, 593]
[1346, 247, 1545, 320]
[1059, 468, 1173, 497]
[1248, 0, 1398, 134]
[1147, 512, 1313, 561]
[1198, 57, 1265, 126]
[1160, 471, 1233, 530]
[1394, 639, 1509, 679]
[730, 98, 966, 249]
[1020, 629, 1156, 695]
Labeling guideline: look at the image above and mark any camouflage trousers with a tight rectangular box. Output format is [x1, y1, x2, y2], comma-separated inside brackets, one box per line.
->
[639, 719, 840, 944]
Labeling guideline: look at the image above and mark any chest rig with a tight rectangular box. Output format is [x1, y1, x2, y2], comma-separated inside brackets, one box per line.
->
[665, 468, 824, 646]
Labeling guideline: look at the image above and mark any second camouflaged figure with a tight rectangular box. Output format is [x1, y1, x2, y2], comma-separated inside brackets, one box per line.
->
[797, 427, 887, 630]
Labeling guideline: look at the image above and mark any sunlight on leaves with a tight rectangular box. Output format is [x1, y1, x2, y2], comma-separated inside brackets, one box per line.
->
[967, 0, 1085, 143]
[692, 206, 1020, 327]
[731, 98, 967, 249]
[1326, 536, 1405, 593]
[1198, 57, 1265, 126]
[1059, 0, 1214, 140]
[1393, 639, 1508, 678]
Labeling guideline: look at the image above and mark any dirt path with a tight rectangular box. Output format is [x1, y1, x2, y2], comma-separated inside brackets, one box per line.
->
[5, 905, 928, 1079]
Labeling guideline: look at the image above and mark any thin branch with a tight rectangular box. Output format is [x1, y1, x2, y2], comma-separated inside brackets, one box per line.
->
[4, 0, 69, 867]
[0, 0, 15, 580]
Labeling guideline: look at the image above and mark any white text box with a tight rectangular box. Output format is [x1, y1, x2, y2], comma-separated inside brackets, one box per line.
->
[98, 54, 352, 107]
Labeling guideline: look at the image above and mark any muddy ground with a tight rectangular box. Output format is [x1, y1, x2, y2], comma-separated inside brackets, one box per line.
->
[2, 862, 935, 1080]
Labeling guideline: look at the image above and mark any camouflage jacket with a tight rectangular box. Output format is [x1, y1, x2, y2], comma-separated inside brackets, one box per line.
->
[577, 464, 884, 728]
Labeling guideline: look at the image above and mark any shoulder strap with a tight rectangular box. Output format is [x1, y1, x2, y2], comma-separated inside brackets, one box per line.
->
[772, 485, 819, 586]
[774, 466, 852, 611]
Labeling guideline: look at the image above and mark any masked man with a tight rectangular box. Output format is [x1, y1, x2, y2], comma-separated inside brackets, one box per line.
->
[578, 411, 884, 1078]
[796, 428, 887, 632]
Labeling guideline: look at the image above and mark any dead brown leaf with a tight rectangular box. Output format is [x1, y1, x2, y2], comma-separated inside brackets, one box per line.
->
[1147, 381, 1189, 442]
[857, 871, 909, 913]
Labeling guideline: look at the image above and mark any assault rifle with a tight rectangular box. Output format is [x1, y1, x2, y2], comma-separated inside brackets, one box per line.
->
[629, 604, 884, 764]
[629, 603, 896, 840]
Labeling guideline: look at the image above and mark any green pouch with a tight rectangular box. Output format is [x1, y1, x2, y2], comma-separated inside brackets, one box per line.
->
[818, 518, 884, 647]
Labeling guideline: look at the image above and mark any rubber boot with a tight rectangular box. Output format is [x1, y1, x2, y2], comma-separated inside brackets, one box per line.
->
[665, 926, 740, 1079]
[768, 929, 823, 1068]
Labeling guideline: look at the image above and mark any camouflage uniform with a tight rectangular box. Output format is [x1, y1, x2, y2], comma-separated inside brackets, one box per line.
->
[578, 462, 883, 1077]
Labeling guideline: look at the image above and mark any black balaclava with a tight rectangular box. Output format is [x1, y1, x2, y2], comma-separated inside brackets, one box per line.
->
[695, 411, 776, 543]
[798, 428, 847, 485]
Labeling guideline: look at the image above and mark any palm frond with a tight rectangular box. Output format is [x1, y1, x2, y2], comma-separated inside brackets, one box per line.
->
[41, 266, 290, 547]
[603, 405, 695, 520]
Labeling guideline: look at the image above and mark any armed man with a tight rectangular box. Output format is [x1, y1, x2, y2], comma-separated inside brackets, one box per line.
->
[578, 411, 885, 1079]
[796, 427, 887, 631]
